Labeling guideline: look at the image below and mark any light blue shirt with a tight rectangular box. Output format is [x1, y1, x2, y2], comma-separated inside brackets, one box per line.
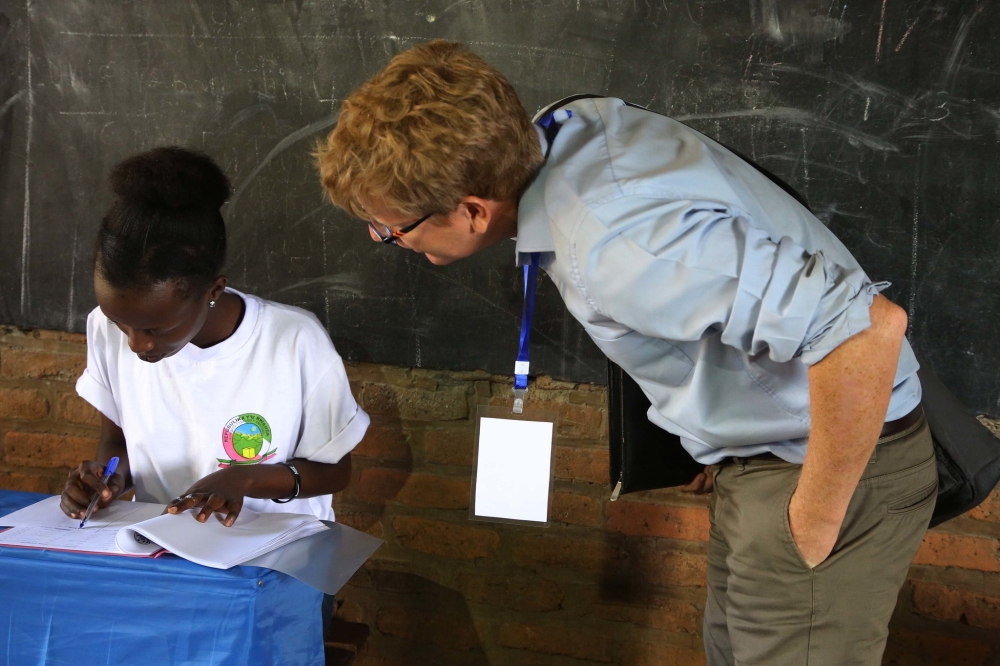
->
[516, 97, 921, 465]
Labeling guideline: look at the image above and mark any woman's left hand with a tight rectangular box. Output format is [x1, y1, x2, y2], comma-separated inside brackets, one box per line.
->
[167, 467, 252, 526]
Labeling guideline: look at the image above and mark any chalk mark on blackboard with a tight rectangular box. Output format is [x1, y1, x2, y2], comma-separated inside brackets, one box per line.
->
[289, 205, 328, 231]
[941, 3, 986, 90]
[894, 17, 919, 53]
[21, 3, 34, 317]
[412, 264, 602, 374]
[767, 64, 908, 106]
[874, 0, 888, 64]
[265, 275, 364, 298]
[0, 90, 25, 121]
[675, 107, 898, 152]
[226, 115, 337, 219]
[223, 103, 277, 134]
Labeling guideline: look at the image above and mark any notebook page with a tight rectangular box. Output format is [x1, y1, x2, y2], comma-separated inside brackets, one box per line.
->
[0, 523, 160, 556]
[0, 497, 165, 556]
[0, 496, 165, 529]
[128, 508, 328, 569]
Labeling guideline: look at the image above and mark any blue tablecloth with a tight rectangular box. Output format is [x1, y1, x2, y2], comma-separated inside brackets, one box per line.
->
[0, 491, 324, 666]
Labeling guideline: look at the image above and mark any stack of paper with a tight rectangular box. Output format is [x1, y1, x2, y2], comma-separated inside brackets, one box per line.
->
[128, 508, 329, 569]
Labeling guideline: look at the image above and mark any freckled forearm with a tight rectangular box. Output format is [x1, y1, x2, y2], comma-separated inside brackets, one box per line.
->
[798, 296, 908, 522]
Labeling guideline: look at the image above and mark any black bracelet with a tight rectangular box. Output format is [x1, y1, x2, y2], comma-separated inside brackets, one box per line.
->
[272, 462, 301, 504]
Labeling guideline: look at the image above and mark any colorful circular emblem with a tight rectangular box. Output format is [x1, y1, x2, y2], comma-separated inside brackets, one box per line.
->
[218, 413, 277, 468]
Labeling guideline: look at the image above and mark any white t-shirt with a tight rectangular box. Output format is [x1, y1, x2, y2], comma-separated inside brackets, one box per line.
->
[76, 289, 369, 522]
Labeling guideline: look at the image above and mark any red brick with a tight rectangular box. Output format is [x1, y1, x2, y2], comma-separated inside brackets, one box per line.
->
[333, 508, 385, 539]
[0, 387, 50, 420]
[352, 426, 411, 461]
[0, 470, 57, 493]
[498, 622, 612, 663]
[365, 568, 445, 595]
[913, 532, 1000, 572]
[534, 376, 578, 390]
[333, 598, 366, 624]
[554, 446, 609, 484]
[968, 489, 1000, 523]
[550, 491, 602, 527]
[354, 468, 409, 505]
[55, 393, 100, 426]
[635, 547, 708, 588]
[512, 535, 625, 572]
[361, 382, 468, 421]
[595, 595, 701, 634]
[392, 516, 500, 560]
[3, 431, 98, 468]
[567, 390, 607, 406]
[621, 642, 705, 666]
[375, 605, 480, 651]
[36, 330, 87, 344]
[911, 581, 1000, 631]
[352, 658, 406, 666]
[1, 349, 85, 381]
[397, 473, 470, 510]
[607, 501, 710, 542]
[883, 629, 993, 665]
[423, 428, 474, 466]
[452, 571, 563, 612]
[491, 397, 603, 439]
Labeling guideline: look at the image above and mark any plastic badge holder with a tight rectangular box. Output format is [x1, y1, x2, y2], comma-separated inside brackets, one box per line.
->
[470, 405, 557, 527]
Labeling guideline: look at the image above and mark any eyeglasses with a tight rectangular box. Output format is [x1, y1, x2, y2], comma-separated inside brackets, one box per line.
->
[368, 212, 433, 245]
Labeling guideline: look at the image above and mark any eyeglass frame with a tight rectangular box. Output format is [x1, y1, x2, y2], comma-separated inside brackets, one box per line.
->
[368, 212, 434, 245]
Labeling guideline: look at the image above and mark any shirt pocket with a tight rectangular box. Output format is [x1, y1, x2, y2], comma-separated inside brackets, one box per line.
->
[589, 328, 695, 388]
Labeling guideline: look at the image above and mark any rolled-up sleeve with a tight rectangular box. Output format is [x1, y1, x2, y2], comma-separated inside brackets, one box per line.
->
[292, 356, 370, 464]
[76, 309, 122, 427]
[583, 199, 879, 365]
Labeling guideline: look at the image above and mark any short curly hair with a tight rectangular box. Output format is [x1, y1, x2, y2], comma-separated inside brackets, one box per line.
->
[316, 40, 544, 219]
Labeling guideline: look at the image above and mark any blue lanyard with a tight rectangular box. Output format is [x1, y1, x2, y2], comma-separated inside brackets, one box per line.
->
[513, 252, 540, 413]
[511, 107, 572, 414]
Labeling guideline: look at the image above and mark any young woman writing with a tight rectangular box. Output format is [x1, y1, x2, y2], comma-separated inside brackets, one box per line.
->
[60, 146, 367, 533]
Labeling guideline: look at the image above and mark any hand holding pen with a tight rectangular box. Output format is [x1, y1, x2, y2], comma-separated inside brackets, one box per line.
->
[60, 458, 127, 523]
[78, 457, 119, 528]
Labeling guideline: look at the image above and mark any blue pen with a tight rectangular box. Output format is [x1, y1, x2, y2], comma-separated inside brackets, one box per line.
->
[79, 456, 119, 528]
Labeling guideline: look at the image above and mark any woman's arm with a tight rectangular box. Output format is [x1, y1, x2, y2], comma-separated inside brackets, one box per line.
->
[166, 454, 353, 526]
[59, 414, 133, 518]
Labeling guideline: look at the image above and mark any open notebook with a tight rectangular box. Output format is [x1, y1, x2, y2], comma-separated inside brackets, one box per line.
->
[0, 496, 328, 569]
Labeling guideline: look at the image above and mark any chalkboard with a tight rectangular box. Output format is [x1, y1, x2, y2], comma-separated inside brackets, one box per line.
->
[1, 0, 997, 416]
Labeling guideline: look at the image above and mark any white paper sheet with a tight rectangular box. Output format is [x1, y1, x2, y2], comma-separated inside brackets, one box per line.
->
[474, 417, 554, 523]
[126, 508, 328, 569]
[0, 495, 164, 529]
[0, 497, 165, 556]
[0, 498, 328, 568]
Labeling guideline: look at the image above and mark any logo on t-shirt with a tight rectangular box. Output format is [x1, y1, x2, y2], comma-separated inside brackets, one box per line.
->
[218, 413, 278, 468]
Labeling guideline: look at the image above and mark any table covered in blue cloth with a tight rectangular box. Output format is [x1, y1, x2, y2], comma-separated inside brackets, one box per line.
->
[0, 491, 324, 666]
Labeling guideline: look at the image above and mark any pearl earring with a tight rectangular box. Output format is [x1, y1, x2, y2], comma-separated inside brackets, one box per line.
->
[209, 300, 216, 308]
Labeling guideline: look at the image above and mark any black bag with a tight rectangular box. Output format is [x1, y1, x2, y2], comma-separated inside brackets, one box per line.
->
[607, 358, 1000, 523]
[607, 361, 704, 499]
[918, 359, 1000, 526]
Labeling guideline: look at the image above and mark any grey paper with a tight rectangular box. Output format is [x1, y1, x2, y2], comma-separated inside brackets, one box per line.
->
[242, 520, 382, 595]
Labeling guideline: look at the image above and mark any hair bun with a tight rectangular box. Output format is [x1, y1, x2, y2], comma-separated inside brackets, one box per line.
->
[109, 146, 231, 210]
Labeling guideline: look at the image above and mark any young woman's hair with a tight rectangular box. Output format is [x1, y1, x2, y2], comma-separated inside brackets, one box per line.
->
[95, 147, 230, 297]
[316, 39, 544, 219]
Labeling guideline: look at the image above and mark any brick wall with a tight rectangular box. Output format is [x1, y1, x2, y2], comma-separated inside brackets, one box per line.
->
[2, 325, 1000, 665]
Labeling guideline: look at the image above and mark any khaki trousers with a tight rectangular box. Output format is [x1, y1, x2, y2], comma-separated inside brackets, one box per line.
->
[704, 418, 937, 666]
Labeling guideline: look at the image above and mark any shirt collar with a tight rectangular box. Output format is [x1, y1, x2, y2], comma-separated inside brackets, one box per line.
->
[514, 125, 556, 266]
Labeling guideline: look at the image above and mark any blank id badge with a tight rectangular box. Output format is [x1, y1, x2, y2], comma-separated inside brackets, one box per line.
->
[470, 405, 557, 527]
